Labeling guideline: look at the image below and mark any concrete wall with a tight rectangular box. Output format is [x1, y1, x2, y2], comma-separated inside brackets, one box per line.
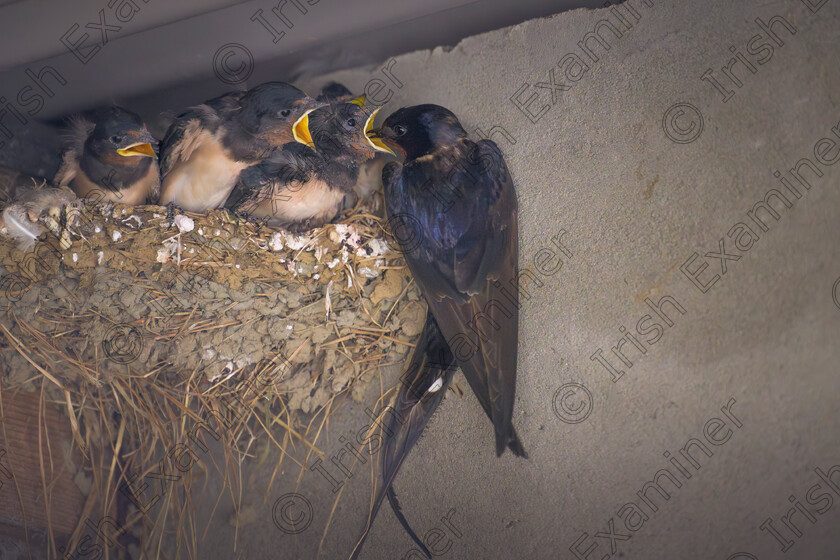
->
[202, 1, 840, 558]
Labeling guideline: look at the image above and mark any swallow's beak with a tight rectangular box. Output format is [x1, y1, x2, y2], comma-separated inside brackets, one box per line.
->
[292, 99, 327, 149]
[117, 143, 157, 158]
[117, 130, 158, 158]
[364, 110, 395, 155]
[349, 94, 366, 107]
[292, 110, 315, 148]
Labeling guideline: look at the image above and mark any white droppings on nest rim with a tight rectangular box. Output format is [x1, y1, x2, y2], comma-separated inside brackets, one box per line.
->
[97, 251, 104, 265]
[72, 253, 78, 262]
[269, 232, 284, 252]
[202, 348, 216, 361]
[112, 231, 122, 242]
[94, 225, 101, 233]
[358, 259, 384, 278]
[156, 248, 169, 263]
[331, 223, 362, 250]
[330, 224, 348, 239]
[215, 229, 221, 236]
[123, 215, 142, 228]
[282, 231, 310, 251]
[173, 214, 194, 233]
[371, 238, 390, 255]
[327, 258, 340, 269]
[197, 228, 204, 235]
[315, 245, 328, 262]
[357, 237, 390, 258]
[158, 237, 179, 263]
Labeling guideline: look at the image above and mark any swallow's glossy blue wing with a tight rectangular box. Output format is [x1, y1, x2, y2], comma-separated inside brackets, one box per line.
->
[384, 138, 525, 458]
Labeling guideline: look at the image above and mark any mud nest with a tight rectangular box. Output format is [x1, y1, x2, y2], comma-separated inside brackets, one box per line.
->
[0, 186, 426, 556]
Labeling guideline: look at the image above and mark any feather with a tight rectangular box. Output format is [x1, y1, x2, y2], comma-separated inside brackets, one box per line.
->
[2, 205, 43, 251]
[63, 114, 95, 151]
[54, 114, 93, 187]
[0, 182, 78, 251]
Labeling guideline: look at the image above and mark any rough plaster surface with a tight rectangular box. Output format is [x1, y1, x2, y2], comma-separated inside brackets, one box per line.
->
[189, 1, 840, 558]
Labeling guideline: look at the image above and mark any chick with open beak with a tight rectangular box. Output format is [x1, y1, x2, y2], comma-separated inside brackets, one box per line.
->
[54, 105, 160, 206]
[226, 101, 393, 232]
[158, 82, 325, 212]
[310, 82, 398, 212]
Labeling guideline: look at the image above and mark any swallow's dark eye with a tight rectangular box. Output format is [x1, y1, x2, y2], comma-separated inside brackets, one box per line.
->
[346, 118, 356, 128]
[109, 135, 123, 144]
[280, 109, 291, 118]
[394, 125, 407, 136]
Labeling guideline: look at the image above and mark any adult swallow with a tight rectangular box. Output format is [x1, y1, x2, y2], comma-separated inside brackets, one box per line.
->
[226, 101, 393, 231]
[158, 82, 322, 212]
[370, 104, 526, 457]
[350, 312, 456, 560]
[54, 106, 159, 206]
[351, 104, 526, 559]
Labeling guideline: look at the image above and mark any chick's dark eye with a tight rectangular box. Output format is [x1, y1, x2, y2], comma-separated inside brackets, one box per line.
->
[280, 109, 291, 118]
[346, 118, 356, 128]
[109, 135, 123, 144]
[394, 125, 407, 136]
